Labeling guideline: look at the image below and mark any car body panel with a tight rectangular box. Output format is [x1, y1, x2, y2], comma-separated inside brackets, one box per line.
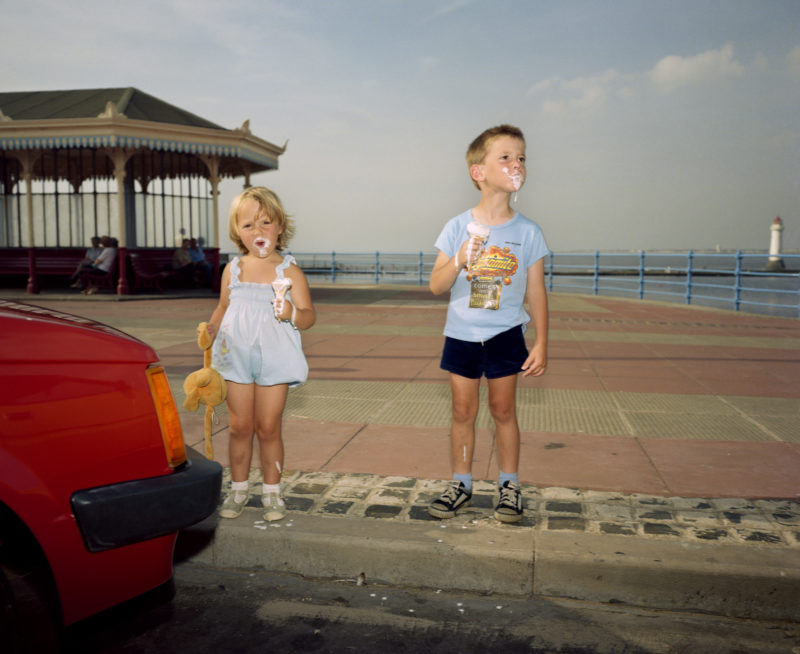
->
[0, 301, 221, 626]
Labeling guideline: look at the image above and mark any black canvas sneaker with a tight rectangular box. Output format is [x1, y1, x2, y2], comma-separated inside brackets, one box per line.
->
[428, 481, 472, 519]
[494, 481, 523, 523]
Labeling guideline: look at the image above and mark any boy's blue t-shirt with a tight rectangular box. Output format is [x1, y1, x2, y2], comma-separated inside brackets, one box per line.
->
[434, 210, 549, 342]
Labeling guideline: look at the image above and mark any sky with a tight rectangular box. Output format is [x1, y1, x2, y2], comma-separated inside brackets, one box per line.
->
[2, 0, 799, 254]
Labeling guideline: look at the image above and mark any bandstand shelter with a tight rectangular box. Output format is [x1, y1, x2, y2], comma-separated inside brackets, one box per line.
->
[0, 87, 285, 293]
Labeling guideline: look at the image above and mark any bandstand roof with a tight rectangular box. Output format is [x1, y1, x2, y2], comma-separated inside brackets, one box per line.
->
[0, 87, 285, 180]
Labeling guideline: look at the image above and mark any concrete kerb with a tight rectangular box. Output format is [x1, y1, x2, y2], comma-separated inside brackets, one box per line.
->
[176, 470, 800, 622]
[185, 512, 534, 596]
[536, 531, 800, 622]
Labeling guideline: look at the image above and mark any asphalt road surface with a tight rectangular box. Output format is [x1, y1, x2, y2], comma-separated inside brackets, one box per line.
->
[61, 562, 800, 654]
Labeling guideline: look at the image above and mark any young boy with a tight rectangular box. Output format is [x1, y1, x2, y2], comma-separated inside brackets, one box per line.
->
[428, 124, 549, 523]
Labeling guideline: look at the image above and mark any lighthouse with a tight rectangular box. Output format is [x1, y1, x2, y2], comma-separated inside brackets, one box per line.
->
[766, 216, 785, 272]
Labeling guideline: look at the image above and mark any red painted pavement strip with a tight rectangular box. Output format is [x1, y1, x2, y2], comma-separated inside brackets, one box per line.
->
[320, 424, 493, 480]
[515, 432, 670, 496]
[204, 420, 361, 472]
[639, 440, 800, 500]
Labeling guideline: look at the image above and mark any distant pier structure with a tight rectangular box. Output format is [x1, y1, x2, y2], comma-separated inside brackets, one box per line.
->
[766, 216, 784, 272]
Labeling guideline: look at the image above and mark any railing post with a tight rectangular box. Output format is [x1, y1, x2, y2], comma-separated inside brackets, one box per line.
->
[593, 250, 600, 295]
[331, 250, 336, 283]
[418, 251, 423, 285]
[734, 250, 742, 311]
[685, 250, 693, 305]
[638, 250, 645, 299]
[375, 251, 380, 284]
[547, 253, 554, 292]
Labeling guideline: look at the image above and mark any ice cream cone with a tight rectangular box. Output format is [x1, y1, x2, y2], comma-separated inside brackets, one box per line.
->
[272, 278, 292, 318]
[466, 221, 490, 268]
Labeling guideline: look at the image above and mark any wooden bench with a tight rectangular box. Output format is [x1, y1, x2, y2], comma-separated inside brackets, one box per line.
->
[0, 249, 33, 277]
[127, 251, 176, 293]
[0, 248, 86, 277]
[0, 247, 88, 292]
[0, 246, 220, 294]
[127, 247, 220, 293]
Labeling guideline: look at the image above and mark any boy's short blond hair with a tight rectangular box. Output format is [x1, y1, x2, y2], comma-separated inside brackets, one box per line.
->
[228, 186, 295, 254]
[466, 124, 525, 189]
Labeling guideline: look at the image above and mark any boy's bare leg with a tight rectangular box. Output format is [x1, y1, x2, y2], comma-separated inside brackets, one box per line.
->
[487, 374, 520, 474]
[487, 374, 525, 522]
[429, 373, 480, 519]
[449, 373, 480, 474]
[254, 383, 289, 485]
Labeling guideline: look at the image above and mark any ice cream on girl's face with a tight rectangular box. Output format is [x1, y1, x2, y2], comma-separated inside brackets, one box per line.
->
[236, 197, 282, 258]
[254, 237, 271, 258]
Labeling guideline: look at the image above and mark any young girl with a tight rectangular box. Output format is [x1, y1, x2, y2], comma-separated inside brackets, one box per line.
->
[203, 186, 315, 521]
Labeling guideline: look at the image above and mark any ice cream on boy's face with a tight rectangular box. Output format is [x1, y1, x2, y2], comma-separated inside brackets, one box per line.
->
[503, 167, 523, 191]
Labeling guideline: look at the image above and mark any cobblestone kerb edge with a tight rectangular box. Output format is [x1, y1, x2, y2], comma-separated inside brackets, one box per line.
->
[224, 469, 800, 548]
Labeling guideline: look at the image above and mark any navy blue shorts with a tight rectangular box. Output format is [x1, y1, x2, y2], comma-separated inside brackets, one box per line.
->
[440, 325, 529, 379]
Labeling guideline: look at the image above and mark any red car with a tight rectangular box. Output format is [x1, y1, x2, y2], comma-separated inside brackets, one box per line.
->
[0, 300, 221, 651]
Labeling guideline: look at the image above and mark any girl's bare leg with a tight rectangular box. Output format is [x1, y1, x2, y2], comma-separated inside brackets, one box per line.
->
[449, 373, 480, 474]
[254, 383, 289, 485]
[225, 381, 256, 483]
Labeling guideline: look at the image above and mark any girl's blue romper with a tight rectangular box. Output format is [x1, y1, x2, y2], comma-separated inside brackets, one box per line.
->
[211, 255, 308, 387]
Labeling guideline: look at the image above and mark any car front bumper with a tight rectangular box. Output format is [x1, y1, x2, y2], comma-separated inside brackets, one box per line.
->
[71, 449, 222, 553]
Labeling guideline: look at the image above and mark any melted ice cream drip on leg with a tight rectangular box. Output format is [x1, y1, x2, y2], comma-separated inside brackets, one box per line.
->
[254, 238, 271, 258]
[466, 221, 490, 268]
[272, 278, 292, 318]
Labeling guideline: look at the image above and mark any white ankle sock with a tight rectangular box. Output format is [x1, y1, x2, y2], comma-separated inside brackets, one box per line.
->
[231, 480, 248, 502]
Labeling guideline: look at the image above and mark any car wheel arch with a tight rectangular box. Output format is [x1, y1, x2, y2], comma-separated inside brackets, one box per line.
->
[0, 502, 63, 651]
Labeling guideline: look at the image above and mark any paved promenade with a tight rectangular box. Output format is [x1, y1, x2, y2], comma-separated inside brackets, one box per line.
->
[6, 284, 800, 620]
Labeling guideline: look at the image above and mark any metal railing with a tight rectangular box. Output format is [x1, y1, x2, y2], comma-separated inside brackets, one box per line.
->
[238, 250, 799, 318]
[545, 251, 800, 318]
